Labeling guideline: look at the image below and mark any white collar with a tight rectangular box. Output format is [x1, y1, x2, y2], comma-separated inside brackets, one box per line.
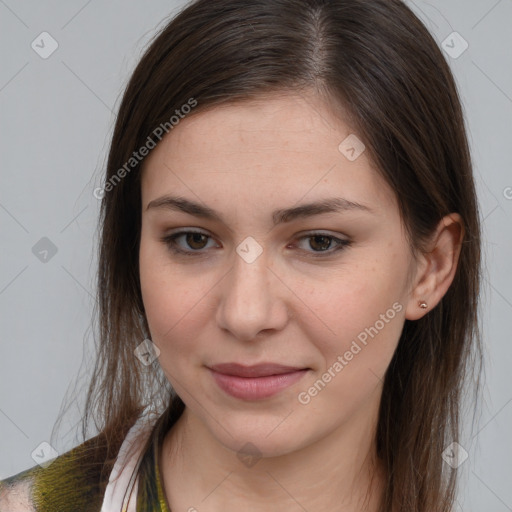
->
[100, 409, 160, 512]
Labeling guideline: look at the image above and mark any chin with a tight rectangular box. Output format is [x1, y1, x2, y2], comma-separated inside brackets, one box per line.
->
[200, 412, 311, 461]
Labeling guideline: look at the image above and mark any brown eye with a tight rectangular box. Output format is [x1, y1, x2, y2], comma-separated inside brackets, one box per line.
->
[294, 233, 351, 256]
[308, 235, 334, 252]
[161, 230, 351, 258]
[160, 230, 216, 256]
[184, 232, 209, 250]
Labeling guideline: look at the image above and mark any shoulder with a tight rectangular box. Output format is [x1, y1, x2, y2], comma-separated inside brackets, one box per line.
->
[0, 467, 37, 512]
[0, 433, 115, 512]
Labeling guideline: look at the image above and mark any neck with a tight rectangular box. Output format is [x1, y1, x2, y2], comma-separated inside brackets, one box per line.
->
[160, 395, 385, 512]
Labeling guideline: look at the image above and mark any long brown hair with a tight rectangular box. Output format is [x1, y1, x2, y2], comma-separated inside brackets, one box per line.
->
[55, 0, 483, 510]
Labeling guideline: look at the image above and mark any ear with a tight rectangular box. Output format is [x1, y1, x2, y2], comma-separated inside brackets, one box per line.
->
[405, 213, 465, 320]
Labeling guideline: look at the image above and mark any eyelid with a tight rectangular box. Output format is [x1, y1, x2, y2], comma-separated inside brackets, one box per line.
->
[291, 231, 351, 255]
[160, 228, 352, 257]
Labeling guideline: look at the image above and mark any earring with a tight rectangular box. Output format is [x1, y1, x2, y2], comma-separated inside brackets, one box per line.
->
[418, 300, 428, 309]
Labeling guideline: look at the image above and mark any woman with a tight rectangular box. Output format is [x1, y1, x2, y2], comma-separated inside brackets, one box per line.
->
[0, 0, 482, 510]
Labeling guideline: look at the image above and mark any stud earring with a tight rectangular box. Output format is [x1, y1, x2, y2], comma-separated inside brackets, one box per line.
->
[418, 300, 428, 309]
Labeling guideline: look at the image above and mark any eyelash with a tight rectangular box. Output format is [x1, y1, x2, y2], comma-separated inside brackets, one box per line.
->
[160, 230, 352, 258]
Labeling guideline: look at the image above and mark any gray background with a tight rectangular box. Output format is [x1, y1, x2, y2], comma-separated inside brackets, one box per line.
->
[0, 1, 511, 510]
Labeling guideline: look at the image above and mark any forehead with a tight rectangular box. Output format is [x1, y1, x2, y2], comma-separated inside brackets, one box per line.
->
[141, 93, 396, 217]
[155, 92, 352, 160]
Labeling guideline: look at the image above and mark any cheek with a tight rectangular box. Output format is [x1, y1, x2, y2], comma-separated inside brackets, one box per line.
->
[139, 235, 216, 364]
[294, 276, 405, 418]
[298, 249, 407, 375]
[139, 236, 190, 340]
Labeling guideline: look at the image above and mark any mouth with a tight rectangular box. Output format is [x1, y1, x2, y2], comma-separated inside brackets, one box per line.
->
[207, 362, 310, 400]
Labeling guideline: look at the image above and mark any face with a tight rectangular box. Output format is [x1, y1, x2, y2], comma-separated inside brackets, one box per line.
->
[139, 92, 417, 457]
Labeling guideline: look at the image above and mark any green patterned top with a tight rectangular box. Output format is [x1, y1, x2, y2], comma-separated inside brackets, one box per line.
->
[0, 407, 178, 512]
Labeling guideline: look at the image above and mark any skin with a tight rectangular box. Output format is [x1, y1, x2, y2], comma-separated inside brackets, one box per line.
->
[139, 91, 464, 511]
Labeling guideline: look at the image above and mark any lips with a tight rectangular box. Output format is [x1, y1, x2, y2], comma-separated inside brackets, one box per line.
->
[207, 362, 310, 400]
[209, 362, 307, 378]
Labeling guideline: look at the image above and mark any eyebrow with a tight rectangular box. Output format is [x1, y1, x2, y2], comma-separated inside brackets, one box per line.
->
[146, 195, 374, 226]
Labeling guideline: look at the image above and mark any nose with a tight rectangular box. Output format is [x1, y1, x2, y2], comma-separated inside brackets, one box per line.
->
[215, 248, 290, 342]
